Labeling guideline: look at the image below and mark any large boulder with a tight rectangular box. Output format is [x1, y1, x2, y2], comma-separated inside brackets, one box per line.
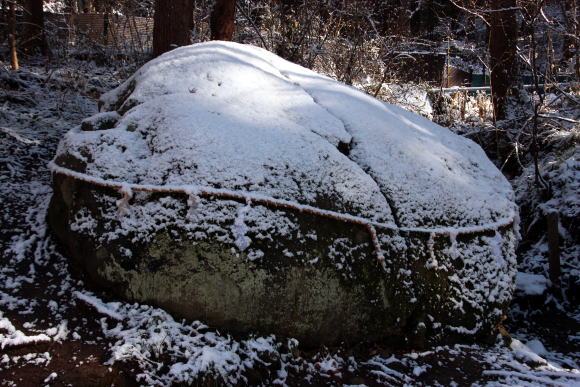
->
[48, 42, 518, 347]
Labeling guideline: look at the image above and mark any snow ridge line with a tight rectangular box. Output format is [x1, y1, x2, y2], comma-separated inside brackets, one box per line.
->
[277, 69, 405, 229]
[48, 161, 516, 262]
[73, 291, 124, 321]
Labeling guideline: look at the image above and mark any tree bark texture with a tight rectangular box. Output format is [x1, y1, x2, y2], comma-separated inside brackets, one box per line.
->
[210, 0, 236, 41]
[23, 0, 47, 54]
[153, 0, 194, 57]
[9, 1, 19, 70]
[488, 0, 519, 121]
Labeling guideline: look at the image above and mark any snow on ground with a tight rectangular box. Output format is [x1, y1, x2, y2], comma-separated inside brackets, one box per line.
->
[0, 56, 578, 385]
[514, 143, 580, 288]
[515, 273, 550, 296]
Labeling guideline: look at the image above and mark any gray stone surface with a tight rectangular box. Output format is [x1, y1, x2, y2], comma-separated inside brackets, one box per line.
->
[48, 42, 518, 347]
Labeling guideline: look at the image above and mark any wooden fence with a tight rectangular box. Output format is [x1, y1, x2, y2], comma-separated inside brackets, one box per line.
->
[43, 12, 153, 54]
[72, 13, 153, 52]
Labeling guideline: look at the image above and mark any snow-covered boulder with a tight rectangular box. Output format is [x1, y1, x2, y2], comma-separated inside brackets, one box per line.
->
[48, 42, 518, 347]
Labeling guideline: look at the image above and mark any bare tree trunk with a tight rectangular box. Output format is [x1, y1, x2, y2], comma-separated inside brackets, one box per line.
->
[69, 0, 78, 14]
[565, 0, 579, 81]
[9, 1, 19, 70]
[83, 0, 94, 13]
[23, 0, 46, 55]
[153, 0, 194, 57]
[103, 5, 109, 45]
[93, 0, 103, 13]
[546, 211, 561, 288]
[488, 0, 519, 121]
[210, 0, 236, 41]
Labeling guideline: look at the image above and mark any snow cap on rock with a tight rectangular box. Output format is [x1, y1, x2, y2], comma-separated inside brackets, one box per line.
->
[64, 41, 516, 230]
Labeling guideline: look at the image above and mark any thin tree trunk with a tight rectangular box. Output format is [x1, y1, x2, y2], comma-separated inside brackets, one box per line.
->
[210, 0, 236, 41]
[23, 0, 46, 55]
[546, 211, 561, 288]
[9, 1, 19, 70]
[153, 0, 194, 57]
[84, 0, 94, 13]
[488, 0, 519, 121]
[70, 0, 78, 14]
[569, 0, 579, 81]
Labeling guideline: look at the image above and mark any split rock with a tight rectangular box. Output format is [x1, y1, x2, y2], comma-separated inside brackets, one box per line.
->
[48, 42, 518, 347]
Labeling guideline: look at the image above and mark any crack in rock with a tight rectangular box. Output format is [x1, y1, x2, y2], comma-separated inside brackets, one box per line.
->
[278, 69, 404, 229]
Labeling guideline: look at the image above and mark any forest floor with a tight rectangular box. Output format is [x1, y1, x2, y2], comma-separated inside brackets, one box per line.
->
[0, 58, 578, 386]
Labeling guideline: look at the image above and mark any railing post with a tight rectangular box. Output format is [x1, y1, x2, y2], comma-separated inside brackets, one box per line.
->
[546, 211, 561, 288]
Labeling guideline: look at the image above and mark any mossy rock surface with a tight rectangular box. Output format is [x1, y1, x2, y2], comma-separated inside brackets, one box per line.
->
[48, 42, 518, 347]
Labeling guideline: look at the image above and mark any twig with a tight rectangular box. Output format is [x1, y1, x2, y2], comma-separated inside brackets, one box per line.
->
[538, 114, 579, 124]
[448, 0, 490, 26]
[0, 127, 40, 145]
[235, 2, 270, 50]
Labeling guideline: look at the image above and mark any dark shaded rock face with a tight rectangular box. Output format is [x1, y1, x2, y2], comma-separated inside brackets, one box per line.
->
[48, 42, 519, 348]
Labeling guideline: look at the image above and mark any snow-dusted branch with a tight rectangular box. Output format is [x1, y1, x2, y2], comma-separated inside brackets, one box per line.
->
[449, 0, 521, 26]
[448, 0, 490, 25]
[0, 127, 40, 145]
[74, 291, 124, 321]
[539, 114, 579, 124]
[476, 7, 521, 14]
[0, 314, 51, 349]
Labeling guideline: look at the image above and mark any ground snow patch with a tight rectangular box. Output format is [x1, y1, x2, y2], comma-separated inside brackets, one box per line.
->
[526, 339, 548, 357]
[510, 339, 548, 365]
[515, 272, 550, 296]
[0, 313, 51, 349]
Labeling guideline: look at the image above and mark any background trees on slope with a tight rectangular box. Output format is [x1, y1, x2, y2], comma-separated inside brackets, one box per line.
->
[4, 1, 576, 101]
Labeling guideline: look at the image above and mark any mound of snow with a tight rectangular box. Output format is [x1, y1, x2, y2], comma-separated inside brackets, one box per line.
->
[63, 41, 517, 230]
